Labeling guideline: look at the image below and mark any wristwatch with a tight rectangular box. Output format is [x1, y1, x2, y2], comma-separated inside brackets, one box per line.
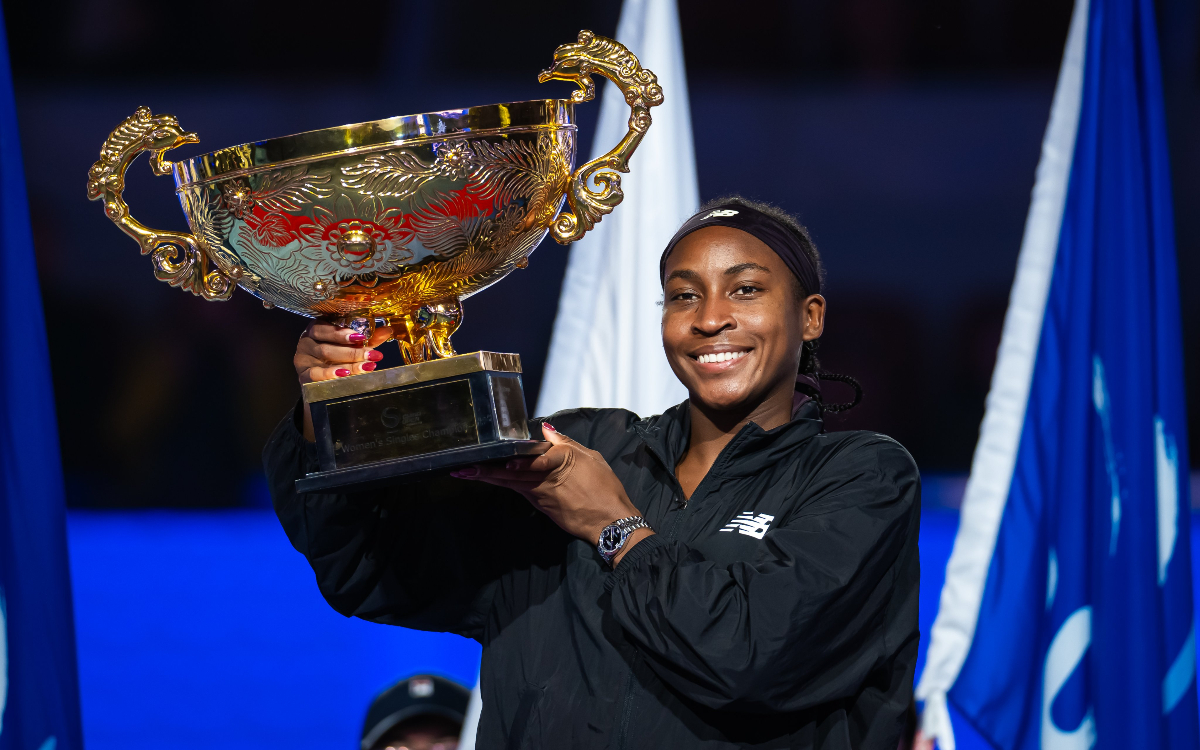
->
[597, 515, 650, 567]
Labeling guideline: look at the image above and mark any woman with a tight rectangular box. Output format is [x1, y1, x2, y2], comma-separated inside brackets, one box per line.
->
[267, 197, 920, 749]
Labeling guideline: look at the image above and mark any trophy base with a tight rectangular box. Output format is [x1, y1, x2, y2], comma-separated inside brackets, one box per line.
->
[297, 351, 540, 494]
[295, 439, 546, 494]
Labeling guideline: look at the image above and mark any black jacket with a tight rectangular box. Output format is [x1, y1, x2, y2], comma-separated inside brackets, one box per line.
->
[265, 400, 920, 749]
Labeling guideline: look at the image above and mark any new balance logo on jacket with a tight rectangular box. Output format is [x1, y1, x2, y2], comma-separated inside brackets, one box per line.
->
[719, 512, 775, 540]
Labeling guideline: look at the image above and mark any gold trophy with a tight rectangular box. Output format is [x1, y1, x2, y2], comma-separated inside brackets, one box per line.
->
[86, 31, 661, 492]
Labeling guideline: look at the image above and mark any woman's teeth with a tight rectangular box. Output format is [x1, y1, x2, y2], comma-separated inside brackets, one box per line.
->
[697, 351, 748, 364]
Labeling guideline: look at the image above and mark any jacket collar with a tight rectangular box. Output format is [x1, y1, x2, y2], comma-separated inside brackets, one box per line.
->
[633, 399, 824, 479]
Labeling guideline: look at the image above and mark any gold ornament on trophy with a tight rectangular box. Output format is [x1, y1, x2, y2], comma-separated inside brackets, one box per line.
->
[86, 31, 662, 491]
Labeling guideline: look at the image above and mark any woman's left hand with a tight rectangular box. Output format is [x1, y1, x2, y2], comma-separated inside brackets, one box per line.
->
[452, 424, 647, 547]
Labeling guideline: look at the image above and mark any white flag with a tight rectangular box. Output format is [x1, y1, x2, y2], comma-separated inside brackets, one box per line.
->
[536, 0, 698, 419]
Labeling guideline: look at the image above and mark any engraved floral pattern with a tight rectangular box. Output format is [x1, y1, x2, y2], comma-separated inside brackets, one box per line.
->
[434, 141, 475, 180]
[221, 180, 255, 219]
[295, 194, 415, 279]
[178, 122, 577, 323]
[183, 188, 234, 252]
[407, 191, 527, 261]
[341, 139, 477, 199]
[252, 167, 334, 212]
[244, 210, 295, 248]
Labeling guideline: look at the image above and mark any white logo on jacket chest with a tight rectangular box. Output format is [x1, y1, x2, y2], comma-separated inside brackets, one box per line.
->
[719, 512, 775, 540]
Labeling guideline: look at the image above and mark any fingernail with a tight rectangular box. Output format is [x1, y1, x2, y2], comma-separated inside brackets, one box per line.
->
[367, 350, 384, 362]
[349, 333, 366, 343]
[335, 368, 350, 377]
[361, 361, 376, 372]
[454, 466, 479, 478]
[543, 423, 556, 432]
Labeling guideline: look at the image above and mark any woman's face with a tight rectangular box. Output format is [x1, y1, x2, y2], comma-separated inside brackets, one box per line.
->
[661, 226, 825, 415]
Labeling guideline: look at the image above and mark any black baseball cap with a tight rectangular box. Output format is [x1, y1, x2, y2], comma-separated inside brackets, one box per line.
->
[361, 675, 471, 750]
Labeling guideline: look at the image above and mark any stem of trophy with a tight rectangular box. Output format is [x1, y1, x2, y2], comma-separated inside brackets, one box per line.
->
[392, 297, 463, 365]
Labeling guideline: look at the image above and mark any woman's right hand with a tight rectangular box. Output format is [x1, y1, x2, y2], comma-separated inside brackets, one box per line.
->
[295, 321, 394, 441]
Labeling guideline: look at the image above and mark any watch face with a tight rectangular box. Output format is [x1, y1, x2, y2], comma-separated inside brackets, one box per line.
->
[599, 524, 626, 555]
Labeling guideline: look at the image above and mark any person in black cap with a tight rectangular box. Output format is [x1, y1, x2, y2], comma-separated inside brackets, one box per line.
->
[269, 195, 919, 749]
[361, 674, 470, 750]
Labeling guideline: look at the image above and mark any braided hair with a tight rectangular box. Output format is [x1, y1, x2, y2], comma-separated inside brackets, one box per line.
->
[696, 195, 863, 414]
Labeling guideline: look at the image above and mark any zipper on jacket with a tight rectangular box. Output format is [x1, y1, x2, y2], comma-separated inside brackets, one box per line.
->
[615, 423, 768, 744]
[614, 444, 705, 747]
[665, 488, 691, 540]
[614, 476, 689, 748]
[614, 651, 642, 750]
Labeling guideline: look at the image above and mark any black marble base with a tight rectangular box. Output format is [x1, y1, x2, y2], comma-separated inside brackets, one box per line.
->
[295, 439, 546, 494]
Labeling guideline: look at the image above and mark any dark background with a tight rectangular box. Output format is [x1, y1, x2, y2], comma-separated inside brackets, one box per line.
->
[5, 0, 1197, 507]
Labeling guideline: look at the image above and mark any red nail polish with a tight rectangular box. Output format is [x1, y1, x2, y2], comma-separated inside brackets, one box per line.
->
[335, 368, 350, 377]
[361, 361, 376, 372]
[543, 422, 556, 432]
[348, 333, 366, 343]
[367, 350, 384, 362]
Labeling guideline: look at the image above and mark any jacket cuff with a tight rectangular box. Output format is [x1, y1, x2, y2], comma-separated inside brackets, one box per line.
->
[604, 534, 667, 592]
[284, 399, 320, 469]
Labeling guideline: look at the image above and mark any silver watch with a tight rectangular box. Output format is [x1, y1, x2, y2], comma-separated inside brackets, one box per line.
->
[597, 515, 649, 566]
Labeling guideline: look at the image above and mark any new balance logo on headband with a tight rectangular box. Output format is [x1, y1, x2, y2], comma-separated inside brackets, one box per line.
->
[703, 209, 740, 219]
[719, 512, 775, 539]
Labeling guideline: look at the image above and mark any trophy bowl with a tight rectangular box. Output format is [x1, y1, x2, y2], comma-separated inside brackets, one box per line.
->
[85, 30, 662, 492]
[86, 30, 662, 364]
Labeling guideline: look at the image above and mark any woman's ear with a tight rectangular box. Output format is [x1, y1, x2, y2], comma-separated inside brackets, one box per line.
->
[802, 294, 826, 341]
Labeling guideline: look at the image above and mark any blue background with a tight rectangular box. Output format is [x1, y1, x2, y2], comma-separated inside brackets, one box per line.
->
[70, 508, 481, 750]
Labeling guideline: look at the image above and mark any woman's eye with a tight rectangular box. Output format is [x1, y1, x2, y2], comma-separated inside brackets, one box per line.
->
[734, 285, 761, 296]
[671, 291, 698, 302]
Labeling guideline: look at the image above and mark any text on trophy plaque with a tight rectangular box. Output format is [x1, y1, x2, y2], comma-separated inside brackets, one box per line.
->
[325, 380, 480, 469]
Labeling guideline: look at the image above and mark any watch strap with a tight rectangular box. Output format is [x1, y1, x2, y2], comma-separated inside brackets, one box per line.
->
[597, 515, 650, 566]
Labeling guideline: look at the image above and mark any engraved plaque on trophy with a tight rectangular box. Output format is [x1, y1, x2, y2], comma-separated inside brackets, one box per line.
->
[297, 352, 534, 492]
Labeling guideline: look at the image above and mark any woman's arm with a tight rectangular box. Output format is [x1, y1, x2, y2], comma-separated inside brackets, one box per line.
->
[607, 437, 921, 713]
[265, 405, 542, 638]
[463, 421, 920, 710]
[267, 321, 545, 638]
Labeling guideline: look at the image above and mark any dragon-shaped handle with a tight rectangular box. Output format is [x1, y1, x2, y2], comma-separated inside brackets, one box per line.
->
[539, 30, 664, 244]
[86, 106, 233, 301]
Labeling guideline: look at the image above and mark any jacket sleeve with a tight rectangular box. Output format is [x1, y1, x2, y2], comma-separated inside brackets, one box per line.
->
[263, 405, 543, 640]
[606, 436, 920, 713]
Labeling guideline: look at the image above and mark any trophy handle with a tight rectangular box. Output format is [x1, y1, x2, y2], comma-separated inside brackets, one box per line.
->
[86, 106, 233, 301]
[538, 30, 664, 244]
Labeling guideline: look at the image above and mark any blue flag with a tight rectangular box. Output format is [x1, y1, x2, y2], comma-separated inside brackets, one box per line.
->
[0, 6, 84, 749]
[915, 0, 1197, 748]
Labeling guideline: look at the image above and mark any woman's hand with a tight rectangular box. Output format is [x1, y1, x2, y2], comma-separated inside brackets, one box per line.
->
[295, 321, 393, 441]
[452, 425, 655, 561]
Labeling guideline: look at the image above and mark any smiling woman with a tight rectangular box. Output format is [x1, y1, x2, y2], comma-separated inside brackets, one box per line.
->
[664, 197, 862, 401]
[267, 195, 921, 750]
[658, 196, 865, 498]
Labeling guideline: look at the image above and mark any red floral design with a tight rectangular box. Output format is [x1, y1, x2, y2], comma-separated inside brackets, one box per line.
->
[245, 211, 296, 248]
[295, 195, 415, 280]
